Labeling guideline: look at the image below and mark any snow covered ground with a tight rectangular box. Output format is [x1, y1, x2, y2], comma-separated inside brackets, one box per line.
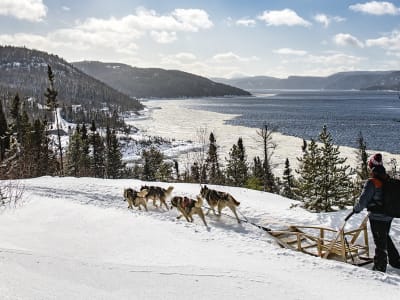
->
[1, 177, 400, 299]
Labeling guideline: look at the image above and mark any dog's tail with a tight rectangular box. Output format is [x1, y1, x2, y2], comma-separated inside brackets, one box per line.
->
[195, 195, 203, 208]
[166, 186, 174, 195]
[229, 195, 240, 206]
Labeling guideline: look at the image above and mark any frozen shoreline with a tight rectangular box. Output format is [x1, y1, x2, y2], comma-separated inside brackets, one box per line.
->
[130, 99, 400, 174]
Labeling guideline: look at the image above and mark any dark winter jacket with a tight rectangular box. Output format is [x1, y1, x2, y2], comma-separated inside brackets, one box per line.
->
[354, 179, 393, 222]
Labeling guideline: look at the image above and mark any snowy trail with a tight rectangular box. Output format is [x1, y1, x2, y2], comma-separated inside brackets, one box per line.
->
[1, 177, 400, 299]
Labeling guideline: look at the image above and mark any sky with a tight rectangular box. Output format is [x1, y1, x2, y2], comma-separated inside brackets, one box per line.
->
[1, 0, 400, 78]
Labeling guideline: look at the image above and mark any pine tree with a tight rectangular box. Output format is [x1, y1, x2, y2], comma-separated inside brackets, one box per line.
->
[142, 146, 164, 181]
[282, 158, 295, 199]
[66, 125, 82, 177]
[226, 137, 248, 187]
[79, 123, 91, 176]
[296, 126, 354, 212]
[105, 127, 123, 179]
[0, 100, 9, 161]
[206, 132, 224, 184]
[9, 94, 22, 144]
[190, 162, 201, 183]
[355, 131, 369, 181]
[89, 120, 105, 178]
[317, 125, 353, 211]
[44, 65, 64, 175]
[295, 138, 320, 206]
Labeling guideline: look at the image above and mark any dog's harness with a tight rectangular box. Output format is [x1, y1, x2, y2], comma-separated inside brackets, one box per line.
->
[182, 197, 193, 209]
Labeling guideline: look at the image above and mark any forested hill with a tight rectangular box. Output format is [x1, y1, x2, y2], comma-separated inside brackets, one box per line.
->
[214, 71, 400, 91]
[0, 46, 143, 111]
[72, 61, 251, 98]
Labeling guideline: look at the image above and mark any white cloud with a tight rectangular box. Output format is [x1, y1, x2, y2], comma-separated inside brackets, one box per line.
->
[366, 30, 400, 52]
[0, 0, 47, 22]
[62, 6, 70, 12]
[0, 7, 213, 60]
[333, 33, 364, 48]
[273, 48, 307, 56]
[236, 19, 256, 27]
[314, 14, 345, 28]
[212, 52, 259, 63]
[305, 53, 364, 65]
[349, 1, 400, 15]
[172, 8, 213, 31]
[150, 31, 177, 43]
[77, 7, 212, 33]
[257, 9, 311, 27]
[175, 52, 197, 61]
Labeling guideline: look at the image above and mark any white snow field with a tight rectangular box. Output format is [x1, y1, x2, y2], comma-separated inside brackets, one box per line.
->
[1, 177, 400, 299]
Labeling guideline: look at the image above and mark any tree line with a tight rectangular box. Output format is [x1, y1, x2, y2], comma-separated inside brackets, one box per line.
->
[2, 65, 399, 213]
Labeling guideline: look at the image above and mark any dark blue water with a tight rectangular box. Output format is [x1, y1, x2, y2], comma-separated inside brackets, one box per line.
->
[188, 90, 400, 154]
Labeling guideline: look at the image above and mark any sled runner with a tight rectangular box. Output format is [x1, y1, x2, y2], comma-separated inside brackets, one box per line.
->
[268, 216, 372, 266]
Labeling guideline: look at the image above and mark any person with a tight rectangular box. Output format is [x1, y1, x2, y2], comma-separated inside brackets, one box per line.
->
[353, 154, 400, 272]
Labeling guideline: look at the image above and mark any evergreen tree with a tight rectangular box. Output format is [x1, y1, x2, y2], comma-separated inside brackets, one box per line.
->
[205, 132, 224, 184]
[89, 121, 105, 178]
[226, 137, 248, 186]
[142, 146, 164, 181]
[296, 126, 354, 212]
[0, 100, 9, 161]
[355, 131, 369, 181]
[66, 125, 82, 177]
[79, 123, 91, 176]
[295, 139, 320, 205]
[44, 65, 64, 175]
[190, 162, 201, 183]
[282, 158, 295, 199]
[105, 127, 123, 179]
[9, 94, 22, 144]
[317, 125, 353, 211]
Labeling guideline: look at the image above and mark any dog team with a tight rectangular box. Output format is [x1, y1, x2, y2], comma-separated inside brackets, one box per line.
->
[123, 185, 241, 227]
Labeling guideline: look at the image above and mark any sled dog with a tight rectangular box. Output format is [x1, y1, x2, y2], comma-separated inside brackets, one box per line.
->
[170, 195, 208, 227]
[123, 188, 148, 211]
[200, 185, 241, 223]
[140, 185, 174, 210]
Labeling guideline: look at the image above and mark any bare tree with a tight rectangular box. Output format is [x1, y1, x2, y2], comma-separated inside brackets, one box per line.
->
[183, 126, 208, 184]
[256, 123, 277, 192]
[45, 65, 64, 176]
[0, 181, 24, 210]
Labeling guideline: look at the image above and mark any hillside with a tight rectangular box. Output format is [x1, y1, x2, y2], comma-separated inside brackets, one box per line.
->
[73, 61, 251, 98]
[214, 71, 400, 90]
[0, 46, 143, 111]
[1, 177, 399, 299]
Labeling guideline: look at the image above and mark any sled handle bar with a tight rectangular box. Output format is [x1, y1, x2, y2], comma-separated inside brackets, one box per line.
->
[344, 211, 354, 222]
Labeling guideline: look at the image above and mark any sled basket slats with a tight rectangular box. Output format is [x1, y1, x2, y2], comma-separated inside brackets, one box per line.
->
[267, 216, 372, 265]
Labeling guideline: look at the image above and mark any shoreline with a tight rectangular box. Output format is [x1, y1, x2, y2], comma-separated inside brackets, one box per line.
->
[129, 99, 400, 175]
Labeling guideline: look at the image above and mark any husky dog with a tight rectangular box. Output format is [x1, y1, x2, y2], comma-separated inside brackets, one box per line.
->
[123, 188, 148, 211]
[170, 195, 208, 227]
[140, 185, 174, 210]
[200, 185, 241, 223]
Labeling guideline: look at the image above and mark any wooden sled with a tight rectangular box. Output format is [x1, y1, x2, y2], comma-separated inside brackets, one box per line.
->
[268, 216, 373, 266]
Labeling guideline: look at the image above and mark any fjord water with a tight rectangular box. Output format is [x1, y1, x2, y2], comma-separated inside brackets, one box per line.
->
[188, 90, 400, 154]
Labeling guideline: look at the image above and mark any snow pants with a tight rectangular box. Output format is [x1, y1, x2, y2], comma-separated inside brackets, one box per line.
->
[369, 219, 400, 272]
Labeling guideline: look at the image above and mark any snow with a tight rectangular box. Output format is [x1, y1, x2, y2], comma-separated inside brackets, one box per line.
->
[1, 176, 400, 299]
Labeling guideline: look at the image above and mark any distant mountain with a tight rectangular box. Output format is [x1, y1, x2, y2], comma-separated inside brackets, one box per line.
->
[73, 61, 251, 98]
[213, 71, 400, 91]
[0, 46, 143, 111]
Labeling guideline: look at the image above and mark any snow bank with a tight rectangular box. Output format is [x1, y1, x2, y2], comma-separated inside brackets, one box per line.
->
[0, 177, 399, 299]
